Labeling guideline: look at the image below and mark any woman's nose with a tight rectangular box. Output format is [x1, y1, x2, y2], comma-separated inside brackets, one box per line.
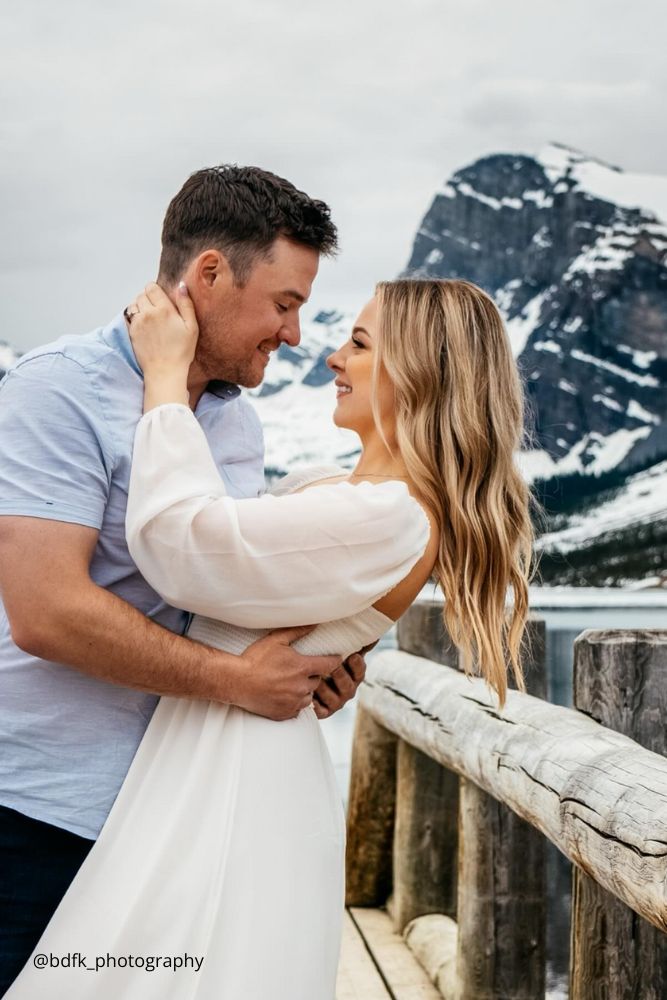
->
[326, 349, 343, 372]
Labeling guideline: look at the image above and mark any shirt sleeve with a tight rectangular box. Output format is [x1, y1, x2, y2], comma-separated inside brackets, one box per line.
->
[126, 403, 431, 627]
[0, 355, 115, 529]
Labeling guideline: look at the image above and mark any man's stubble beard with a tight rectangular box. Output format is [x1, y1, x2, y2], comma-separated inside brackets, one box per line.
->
[196, 314, 263, 389]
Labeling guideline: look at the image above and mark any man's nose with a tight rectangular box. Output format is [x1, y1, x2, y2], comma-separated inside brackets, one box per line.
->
[279, 317, 301, 348]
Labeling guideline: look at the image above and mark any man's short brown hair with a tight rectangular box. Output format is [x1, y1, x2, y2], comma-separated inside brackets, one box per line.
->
[159, 164, 338, 286]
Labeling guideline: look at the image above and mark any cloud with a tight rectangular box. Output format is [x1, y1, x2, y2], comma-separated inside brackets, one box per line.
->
[1, 0, 665, 350]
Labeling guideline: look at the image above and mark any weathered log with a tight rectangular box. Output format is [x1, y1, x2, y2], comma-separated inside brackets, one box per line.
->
[392, 600, 463, 932]
[570, 630, 667, 1000]
[403, 913, 458, 998]
[345, 704, 397, 906]
[456, 775, 546, 999]
[392, 740, 459, 931]
[396, 598, 460, 667]
[359, 645, 667, 934]
[455, 615, 547, 1000]
[396, 605, 548, 997]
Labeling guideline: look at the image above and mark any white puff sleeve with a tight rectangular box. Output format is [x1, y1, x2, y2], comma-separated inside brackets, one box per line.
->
[126, 404, 431, 627]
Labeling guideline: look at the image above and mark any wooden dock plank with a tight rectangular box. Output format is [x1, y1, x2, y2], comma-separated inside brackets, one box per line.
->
[349, 907, 441, 999]
[336, 909, 391, 999]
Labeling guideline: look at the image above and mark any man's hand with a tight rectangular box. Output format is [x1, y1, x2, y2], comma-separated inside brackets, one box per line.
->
[234, 626, 344, 722]
[311, 651, 369, 720]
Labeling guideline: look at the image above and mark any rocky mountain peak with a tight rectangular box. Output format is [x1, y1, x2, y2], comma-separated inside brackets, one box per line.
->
[402, 145, 667, 480]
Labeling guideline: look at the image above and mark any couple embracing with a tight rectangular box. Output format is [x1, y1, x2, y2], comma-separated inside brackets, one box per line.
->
[0, 164, 535, 998]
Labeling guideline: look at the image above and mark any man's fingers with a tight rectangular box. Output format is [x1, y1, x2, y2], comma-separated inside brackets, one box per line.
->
[327, 665, 355, 699]
[143, 281, 171, 308]
[312, 682, 338, 721]
[313, 681, 338, 709]
[136, 291, 153, 313]
[344, 653, 367, 683]
[312, 701, 331, 720]
[142, 283, 159, 307]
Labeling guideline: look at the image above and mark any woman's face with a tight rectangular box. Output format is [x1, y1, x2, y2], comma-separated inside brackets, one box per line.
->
[325, 296, 395, 439]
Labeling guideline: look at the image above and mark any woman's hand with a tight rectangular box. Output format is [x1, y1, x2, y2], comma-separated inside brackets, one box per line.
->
[126, 281, 199, 411]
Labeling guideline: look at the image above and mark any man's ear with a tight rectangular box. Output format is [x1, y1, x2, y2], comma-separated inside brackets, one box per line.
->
[193, 250, 231, 290]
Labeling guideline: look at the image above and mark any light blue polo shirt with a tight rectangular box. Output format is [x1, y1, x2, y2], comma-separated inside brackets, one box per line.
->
[0, 313, 265, 839]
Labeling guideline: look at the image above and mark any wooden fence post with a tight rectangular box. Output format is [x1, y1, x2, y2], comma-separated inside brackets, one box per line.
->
[345, 704, 398, 906]
[456, 613, 547, 1000]
[392, 599, 462, 931]
[392, 739, 459, 931]
[570, 629, 667, 1000]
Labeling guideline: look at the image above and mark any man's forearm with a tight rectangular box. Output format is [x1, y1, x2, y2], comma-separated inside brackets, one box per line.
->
[18, 581, 239, 704]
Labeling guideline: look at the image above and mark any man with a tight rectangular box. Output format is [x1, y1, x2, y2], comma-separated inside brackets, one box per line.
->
[0, 165, 368, 993]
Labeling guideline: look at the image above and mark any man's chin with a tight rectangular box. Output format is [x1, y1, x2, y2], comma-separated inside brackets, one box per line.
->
[239, 368, 265, 390]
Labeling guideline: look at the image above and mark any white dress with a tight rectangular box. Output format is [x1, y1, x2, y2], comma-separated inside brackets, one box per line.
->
[5, 404, 430, 1000]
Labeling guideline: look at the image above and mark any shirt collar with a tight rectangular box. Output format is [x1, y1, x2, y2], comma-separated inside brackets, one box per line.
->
[102, 311, 241, 402]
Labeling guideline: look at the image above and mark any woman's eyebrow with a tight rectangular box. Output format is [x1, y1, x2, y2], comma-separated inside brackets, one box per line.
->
[352, 326, 370, 337]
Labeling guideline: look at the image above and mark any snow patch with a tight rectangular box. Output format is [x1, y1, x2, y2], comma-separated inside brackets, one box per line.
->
[537, 142, 667, 223]
[593, 394, 623, 412]
[534, 340, 562, 354]
[456, 182, 523, 211]
[617, 344, 658, 369]
[518, 426, 652, 485]
[504, 291, 547, 357]
[584, 426, 652, 473]
[523, 189, 554, 209]
[532, 225, 552, 249]
[492, 279, 519, 315]
[564, 226, 634, 279]
[627, 399, 661, 425]
[570, 349, 660, 387]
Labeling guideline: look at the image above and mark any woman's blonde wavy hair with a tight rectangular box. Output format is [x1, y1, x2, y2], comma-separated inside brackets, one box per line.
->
[373, 278, 541, 708]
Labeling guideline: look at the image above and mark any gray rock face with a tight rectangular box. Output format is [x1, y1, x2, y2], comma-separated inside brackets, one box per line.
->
[402, 143, 667, 475]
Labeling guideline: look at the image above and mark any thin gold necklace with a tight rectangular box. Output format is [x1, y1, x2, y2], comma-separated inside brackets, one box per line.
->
[348, 473, 410, 481]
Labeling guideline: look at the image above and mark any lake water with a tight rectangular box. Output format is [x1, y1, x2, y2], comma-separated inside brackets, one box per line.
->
[320, 587, 667, 999]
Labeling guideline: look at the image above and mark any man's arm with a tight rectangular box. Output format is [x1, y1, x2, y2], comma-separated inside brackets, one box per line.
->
[0, 516, 343, 722]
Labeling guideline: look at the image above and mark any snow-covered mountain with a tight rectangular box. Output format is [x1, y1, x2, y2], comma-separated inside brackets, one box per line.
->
[403, 142, 667, 481]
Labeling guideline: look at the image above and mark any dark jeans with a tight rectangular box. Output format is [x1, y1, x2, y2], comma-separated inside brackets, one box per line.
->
[0, 804, 94, 996]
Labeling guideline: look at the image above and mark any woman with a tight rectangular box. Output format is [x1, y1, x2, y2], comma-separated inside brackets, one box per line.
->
[5, 278, 535, 1000]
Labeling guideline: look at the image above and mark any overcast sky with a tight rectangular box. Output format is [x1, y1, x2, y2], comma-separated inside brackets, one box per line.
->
[2, 0, 665, 352]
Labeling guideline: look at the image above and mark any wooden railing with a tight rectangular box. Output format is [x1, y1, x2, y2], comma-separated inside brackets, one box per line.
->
[345, 598, 667, 999]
